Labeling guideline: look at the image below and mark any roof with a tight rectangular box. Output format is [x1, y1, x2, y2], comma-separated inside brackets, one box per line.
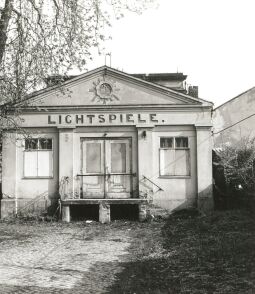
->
[12, 65, 213, 107]
[131, 73, 187, 82]
[46, 72, 187, 86]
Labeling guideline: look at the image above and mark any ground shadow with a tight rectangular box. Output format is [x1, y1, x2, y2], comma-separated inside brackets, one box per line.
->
[104, 209, 255, 294]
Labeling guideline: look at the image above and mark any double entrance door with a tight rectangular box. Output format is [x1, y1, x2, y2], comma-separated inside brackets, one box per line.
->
[81, 138, 132, 198]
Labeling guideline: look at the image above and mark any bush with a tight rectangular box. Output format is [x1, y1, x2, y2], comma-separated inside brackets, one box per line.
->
[214, 137, 255, 210]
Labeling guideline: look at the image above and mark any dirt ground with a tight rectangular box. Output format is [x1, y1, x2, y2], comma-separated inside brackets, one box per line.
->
[0, 219, 163, 294]
[0, 210, 254, 294]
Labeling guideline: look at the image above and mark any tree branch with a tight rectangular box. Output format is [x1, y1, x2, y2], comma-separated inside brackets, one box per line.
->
[0, 0, 14, 65]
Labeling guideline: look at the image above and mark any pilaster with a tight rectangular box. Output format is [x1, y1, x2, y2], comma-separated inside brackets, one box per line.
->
[137, 126, 154, 202]
[1, 132, 17, 218]
[196, 125, 214, 212]
[2, 132, 17, 199]
[58, 128, 75, 199]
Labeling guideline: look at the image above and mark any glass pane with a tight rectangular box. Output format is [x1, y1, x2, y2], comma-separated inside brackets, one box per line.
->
[25, 139, 38, 150]
[86, 143, 101, 173]
[160, 149, 175, 175]
[38, 151, 53, 177]
[160, 137, 173, 148]
[39, 138, 52, 150]
[175, 137, 188, 148]
[111, 143, 126, 173]
[24, 151, 37, 177]
[175, 150, 190, 175]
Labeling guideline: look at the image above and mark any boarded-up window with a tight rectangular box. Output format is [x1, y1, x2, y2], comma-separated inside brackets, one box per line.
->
[24, 138, 53, 178]
[159, 137, 190, 176]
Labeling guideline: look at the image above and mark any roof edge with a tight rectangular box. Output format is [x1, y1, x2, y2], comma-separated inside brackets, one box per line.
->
[214, 86, 255, 111]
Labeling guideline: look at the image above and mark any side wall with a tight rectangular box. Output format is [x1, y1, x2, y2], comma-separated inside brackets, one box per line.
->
[213, 87, 255, 147]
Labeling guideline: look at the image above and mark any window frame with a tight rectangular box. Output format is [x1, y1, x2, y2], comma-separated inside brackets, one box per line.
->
[159, 136, 191, 178]
[23, 138, 54, 179]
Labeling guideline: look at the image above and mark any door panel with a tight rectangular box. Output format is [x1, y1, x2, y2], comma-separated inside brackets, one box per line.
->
[105, 140, 131, 198]
[82, 140, 104, 198]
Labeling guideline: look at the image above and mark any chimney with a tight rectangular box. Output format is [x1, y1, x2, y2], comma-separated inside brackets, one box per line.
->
[188, 86, 199, 98]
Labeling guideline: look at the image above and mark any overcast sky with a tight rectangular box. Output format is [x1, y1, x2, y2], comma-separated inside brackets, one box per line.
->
[87, 0, 255, 107]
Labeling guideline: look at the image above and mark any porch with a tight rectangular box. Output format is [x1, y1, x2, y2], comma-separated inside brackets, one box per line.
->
[61, 198, 148, 223]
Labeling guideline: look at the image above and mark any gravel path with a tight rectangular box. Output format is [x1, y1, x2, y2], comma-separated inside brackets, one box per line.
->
[0, 221, 145, 294]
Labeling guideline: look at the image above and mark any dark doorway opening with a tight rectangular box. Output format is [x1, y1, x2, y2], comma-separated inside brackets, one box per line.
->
[70, 205, 99, 221]
[111, 204, 139, 221]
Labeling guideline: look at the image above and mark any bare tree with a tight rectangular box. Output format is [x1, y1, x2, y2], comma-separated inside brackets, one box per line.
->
[0, 0, 155, 129]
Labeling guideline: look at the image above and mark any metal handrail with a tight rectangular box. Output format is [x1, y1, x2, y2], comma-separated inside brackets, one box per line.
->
[77, 173, 136, 177]
[142, 175, 164, 191]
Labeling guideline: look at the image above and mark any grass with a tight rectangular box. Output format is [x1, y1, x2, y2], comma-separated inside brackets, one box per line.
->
[107, 209, 255, 294]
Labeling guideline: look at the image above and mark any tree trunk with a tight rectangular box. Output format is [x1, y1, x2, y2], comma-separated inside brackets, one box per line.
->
[0, 0, 13, 65]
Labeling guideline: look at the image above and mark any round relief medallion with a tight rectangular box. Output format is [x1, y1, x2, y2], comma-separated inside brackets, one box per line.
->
[96, 82, 113, 99]
[99, 83, 112, 97]
[90, 78, 120, 104]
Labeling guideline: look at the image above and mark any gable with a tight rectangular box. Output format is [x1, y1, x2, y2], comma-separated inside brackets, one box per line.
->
[22, 66, 212, 109]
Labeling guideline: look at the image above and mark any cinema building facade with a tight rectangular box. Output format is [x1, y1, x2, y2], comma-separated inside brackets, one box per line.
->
[1, 66, 213, 222]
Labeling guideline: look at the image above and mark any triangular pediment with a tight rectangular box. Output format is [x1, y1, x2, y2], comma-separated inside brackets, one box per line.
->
[20, 66, 212, 109]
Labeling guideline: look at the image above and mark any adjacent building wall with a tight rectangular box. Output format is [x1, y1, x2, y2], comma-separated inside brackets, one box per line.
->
[213, 87, 255, 147]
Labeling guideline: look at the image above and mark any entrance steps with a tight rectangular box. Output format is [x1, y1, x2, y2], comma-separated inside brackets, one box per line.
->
[147, 202, 170, 220]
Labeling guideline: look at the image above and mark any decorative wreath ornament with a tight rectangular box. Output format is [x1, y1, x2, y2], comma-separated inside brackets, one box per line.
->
[89, 78, 120, 104]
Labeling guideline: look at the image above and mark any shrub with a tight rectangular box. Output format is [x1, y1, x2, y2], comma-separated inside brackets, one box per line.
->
[214, 137, 255, 209]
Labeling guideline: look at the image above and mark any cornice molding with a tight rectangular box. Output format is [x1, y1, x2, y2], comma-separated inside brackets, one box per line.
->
[11, 104, 212, 114]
